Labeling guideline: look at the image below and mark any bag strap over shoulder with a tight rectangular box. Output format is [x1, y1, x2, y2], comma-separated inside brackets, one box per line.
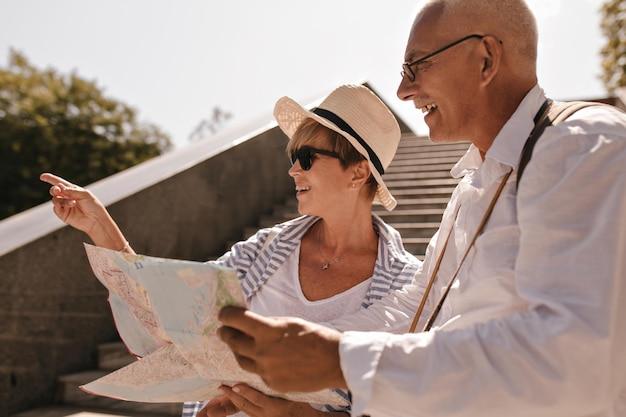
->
[516, 100, 603, 185]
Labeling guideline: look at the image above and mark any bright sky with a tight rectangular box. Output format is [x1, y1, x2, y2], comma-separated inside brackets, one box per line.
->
[1, 0, 607, 149]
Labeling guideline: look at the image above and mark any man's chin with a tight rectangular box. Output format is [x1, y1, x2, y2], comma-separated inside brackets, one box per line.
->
[427, 131, 465, 144]
[427, 132, 448, 143]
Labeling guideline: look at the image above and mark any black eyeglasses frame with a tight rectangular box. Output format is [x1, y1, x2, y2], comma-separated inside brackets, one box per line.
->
[401, 34, 485, 82]
[289, 146, 342, 171]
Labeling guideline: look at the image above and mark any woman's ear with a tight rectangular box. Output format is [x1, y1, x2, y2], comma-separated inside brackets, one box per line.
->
[351, 160, 371, 187]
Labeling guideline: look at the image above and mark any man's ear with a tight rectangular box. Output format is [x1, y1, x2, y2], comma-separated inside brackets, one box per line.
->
[479, 36, 502, 86]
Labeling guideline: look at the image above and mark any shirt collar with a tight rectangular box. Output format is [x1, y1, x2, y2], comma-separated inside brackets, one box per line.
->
[450, 84, 548, 178]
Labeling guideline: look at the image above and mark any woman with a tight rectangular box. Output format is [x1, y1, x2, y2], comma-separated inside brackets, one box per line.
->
[40, 84, 421, 416]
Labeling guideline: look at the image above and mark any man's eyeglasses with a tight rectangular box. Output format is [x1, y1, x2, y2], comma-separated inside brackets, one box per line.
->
[400, 34, 485, 82]
[290, 146, 342, 171]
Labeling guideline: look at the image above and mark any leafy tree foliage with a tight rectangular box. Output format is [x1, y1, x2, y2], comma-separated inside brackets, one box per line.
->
[0, 49, 172, 220]
[600, 0, 626, 93]
[188, 107, 233, 142]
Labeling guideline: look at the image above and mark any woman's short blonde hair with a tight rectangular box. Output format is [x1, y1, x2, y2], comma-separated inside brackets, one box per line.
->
[286, 118, 378, 201]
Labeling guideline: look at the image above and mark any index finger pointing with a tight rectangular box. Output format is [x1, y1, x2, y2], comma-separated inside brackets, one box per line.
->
[40, 172, 74, 188]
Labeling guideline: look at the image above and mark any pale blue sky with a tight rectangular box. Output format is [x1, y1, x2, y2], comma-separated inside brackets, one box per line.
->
[1, 0, 607, 148]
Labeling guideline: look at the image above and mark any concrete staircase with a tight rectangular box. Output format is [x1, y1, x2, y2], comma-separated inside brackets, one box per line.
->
[11, 134, 468, 417]
[11, 342, 182, 417]
[373, 135, 467, 257]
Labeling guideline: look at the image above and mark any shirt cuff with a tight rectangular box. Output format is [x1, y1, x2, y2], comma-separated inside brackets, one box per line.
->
[339, 331, 389, 416]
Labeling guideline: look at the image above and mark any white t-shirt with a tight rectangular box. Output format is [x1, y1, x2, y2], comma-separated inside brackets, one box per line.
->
[232, 242, 370, 416]
[249, 242, 371, 322]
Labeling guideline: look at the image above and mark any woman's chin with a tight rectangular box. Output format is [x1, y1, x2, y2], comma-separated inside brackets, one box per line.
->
[296, 200, 308, 216]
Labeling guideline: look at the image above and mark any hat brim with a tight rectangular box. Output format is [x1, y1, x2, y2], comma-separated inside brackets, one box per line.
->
[274, 96, 397, 211]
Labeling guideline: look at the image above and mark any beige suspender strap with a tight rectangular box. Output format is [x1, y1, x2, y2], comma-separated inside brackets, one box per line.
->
[421, 168, 512, 332]
[408, 168, 513, 333]
[407, 218, 455, 333]
[550, 101, 597, 123]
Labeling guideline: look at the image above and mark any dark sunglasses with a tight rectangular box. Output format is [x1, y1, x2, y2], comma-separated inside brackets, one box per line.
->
[289, 146, 342, 171]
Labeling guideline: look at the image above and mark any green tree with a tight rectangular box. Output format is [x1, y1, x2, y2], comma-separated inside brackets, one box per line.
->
[188, 106, 233, 142]
[0, 49, 172, 220]
[600, 0, 626, 93]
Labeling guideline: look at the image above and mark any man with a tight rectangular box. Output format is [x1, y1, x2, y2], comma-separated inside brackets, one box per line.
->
[217, 1, 626, 416]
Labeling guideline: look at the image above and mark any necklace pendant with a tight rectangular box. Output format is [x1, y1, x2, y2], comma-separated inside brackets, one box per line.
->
[322, 263, 329, 270]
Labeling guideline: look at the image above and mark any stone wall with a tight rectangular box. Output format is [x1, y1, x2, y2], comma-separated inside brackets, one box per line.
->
[0, 127, 293, 417]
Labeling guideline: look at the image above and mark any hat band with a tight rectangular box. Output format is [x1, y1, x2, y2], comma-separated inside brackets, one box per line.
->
[312, 107, 385, 175]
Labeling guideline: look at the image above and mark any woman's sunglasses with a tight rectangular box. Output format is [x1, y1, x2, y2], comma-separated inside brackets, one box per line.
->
[289, 146, 342, 171]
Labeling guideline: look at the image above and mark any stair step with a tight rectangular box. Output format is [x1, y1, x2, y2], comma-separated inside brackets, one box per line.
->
[97, 342, 136, 371]
[390, 187, 457, 197]
[374, 209, 444, 223]
[383, 171, 456, 180]
[257, 208, 446, 229]
[390, 156, 462, 166]
[386, 177, 460, 188]
[275, 197, 451, 212]
[10, 404, 176, 417]
[387, 222, 441, 238]
[391, 197, 451, 209]
[400, 237, 432, 258]
[397, 139, 470, 150]
[393, 149, 467, 160]
[385, 163, 457, 174]
[56, 370, 182, 416]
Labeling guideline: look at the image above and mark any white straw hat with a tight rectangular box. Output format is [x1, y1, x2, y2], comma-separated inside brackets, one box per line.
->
[273, 84, 400, 211]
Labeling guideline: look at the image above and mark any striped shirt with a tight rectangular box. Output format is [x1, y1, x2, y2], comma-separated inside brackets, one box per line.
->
[182, 214, 421, 416]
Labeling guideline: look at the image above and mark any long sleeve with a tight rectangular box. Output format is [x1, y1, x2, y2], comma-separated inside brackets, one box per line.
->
[339, 102, 626, 417]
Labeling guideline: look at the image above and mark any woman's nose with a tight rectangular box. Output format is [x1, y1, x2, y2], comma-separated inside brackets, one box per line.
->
[288, 162, 301, 177]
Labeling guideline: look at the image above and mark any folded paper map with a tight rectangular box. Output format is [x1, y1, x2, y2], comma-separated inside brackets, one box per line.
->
[81, 243, 347, 406]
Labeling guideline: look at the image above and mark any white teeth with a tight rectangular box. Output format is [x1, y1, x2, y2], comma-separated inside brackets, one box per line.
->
[421, 103, 437, 113]
[296, 186, 310, 192]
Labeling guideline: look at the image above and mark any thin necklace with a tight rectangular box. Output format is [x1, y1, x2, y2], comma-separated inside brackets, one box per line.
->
[316, 227, 358, 270]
